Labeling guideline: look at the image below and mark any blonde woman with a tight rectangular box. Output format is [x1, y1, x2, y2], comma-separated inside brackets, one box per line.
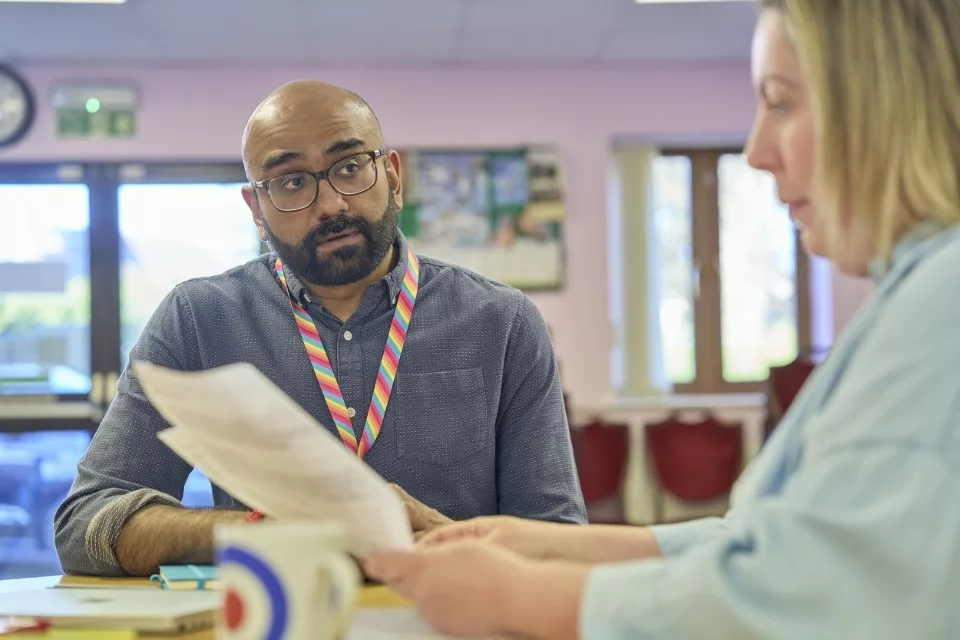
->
[366, 1, 960, 637]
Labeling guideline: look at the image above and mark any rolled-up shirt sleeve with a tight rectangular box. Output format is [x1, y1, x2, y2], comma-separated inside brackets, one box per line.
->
[54, 289, 199, 575]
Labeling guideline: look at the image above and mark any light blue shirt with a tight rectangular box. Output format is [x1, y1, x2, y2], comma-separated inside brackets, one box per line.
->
[582, 222, 960, 639]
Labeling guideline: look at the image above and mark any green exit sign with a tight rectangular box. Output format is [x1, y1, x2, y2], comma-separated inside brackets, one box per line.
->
[56, 108, 137, 139]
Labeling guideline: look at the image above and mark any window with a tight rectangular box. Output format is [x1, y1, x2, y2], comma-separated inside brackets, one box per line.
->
[118, 182, 260, 367]
[0, 184, 91, 397]
[651, 150, 810, 393]
[650, 155, 695, 385]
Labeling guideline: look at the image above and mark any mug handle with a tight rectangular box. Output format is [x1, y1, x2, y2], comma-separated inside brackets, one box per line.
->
[318, 554, 360, 640]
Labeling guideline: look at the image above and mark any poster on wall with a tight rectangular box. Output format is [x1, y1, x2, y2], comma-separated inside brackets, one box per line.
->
[397, 146, 566, 291]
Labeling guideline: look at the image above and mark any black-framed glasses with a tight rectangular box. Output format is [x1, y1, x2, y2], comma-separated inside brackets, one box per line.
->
[251, 149, 385, 212]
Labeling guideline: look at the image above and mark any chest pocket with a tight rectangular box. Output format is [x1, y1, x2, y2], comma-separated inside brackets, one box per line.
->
[395, 368, 489, 465]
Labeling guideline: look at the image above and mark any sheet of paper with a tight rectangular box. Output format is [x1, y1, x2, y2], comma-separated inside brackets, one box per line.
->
[134, 360, 414, 557]
[346, 609, 504, 639]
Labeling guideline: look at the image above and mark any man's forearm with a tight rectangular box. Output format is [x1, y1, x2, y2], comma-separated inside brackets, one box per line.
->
[549, 524, 663, 564]
[115, 505, 249, 576]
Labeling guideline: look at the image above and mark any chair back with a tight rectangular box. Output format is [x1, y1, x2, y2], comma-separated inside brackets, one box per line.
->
[646, 414, 742, 503]
[573, 420, 629, 504]
[765, 356, 816, 440]
[770, 357, 816, 413]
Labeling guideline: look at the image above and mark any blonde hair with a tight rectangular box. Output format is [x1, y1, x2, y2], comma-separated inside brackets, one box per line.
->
[760, 0, 960, 263]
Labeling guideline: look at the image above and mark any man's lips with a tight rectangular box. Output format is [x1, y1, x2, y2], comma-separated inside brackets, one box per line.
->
[316, 229, 360, 248]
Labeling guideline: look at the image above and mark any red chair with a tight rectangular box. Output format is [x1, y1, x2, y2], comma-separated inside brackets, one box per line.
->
[571, 420, 630, 524]
[645, 414, 743, 523]
[764, 356, 816, 441]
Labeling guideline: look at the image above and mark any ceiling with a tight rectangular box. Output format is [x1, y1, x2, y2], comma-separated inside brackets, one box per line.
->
[0, 0, 758, 66]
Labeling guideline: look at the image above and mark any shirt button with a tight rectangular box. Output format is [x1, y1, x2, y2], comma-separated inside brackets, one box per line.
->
[347, 407, 356, 418]
[344, 330, 353, 341]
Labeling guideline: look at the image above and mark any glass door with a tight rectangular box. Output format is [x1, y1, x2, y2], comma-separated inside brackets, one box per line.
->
[0, 181, 91, 397]
[0, 162, 266, 577]
[0, 165, 100, 579]
[0, 164, 106, 425]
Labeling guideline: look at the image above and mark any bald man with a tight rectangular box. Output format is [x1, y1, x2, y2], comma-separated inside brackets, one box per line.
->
[54, 81, 587, 577]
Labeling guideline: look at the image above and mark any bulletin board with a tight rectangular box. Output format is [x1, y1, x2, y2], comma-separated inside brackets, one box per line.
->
[397, 146, 566, 291]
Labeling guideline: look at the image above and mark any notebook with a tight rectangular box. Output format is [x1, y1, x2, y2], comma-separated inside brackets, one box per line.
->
[150, 564, 219, 591]
[55, 575, 158, 590]
[0, 587, 219, 634]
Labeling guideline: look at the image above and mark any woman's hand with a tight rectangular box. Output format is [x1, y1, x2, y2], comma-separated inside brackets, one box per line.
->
[417, 515, 575, 560]
[365, 540, 586, 639]
[419, 516, 665, 565]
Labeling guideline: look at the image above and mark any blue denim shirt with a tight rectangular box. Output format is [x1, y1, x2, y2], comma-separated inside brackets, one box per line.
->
[55, 232, 586, 576]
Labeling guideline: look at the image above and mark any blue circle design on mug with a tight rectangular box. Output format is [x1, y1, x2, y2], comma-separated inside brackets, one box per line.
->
[217, 545, 288, 640]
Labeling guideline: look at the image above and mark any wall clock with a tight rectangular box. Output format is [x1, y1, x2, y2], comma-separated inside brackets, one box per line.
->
[0, 65, 35, 149]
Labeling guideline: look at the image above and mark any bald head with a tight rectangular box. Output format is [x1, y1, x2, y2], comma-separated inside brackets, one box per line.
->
[238, 80, 403, 293]
[241, 80, 383, 179]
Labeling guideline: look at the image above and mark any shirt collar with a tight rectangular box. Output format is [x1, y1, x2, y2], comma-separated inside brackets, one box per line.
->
[868, 220, 946, 283]
[276, 230, 410, 308]
[383, 230, 410, 305]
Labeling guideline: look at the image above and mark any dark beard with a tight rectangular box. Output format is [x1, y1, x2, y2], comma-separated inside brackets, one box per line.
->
[264, 197, 399, 287]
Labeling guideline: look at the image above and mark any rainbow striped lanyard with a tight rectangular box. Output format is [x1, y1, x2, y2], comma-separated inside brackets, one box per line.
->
[274, 247, 420, 459]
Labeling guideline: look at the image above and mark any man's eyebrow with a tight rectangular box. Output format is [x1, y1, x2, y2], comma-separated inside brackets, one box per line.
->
[259, 138, 367, 175]
[261, 150, 305, 174]
[326, 138, 366, 155]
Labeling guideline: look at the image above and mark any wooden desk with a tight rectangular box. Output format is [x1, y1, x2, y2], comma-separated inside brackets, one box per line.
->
[0, 575, 411, 638]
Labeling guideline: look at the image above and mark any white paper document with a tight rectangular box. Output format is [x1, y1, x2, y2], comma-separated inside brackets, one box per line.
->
[347, 609, 502, 639]
[132, 360, 414, 558]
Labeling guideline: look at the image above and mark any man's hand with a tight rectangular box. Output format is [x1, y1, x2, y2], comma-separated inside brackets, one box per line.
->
[389, 484, 453, 539]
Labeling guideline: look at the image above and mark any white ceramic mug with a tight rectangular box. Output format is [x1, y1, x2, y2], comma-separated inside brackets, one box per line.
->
[214, 521, 359, 640]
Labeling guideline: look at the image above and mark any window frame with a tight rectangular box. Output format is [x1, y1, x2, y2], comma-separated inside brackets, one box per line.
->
[661, 148, 811, 394]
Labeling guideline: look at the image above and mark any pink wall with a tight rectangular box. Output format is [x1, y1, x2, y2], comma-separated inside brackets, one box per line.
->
[3, 63, 867, 403]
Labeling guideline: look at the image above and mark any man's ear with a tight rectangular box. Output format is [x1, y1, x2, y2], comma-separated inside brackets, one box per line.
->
[242, 185, 268, 243]
[385, 150, 403, 210]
